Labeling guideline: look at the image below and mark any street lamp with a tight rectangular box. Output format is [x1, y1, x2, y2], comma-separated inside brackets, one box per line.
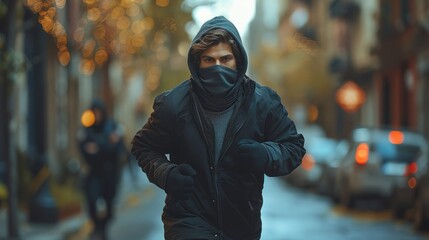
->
[335, 80, 366, 113]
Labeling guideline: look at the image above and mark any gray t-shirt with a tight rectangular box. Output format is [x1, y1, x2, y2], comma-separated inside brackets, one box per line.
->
[204, 105, 234, 164]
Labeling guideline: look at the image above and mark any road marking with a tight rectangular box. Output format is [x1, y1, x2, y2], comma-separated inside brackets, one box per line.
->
[332, 205, 392, 221]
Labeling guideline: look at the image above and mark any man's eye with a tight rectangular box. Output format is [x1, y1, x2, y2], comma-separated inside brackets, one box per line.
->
[203, 58, 213, 62]
[221, 56, 232, 62]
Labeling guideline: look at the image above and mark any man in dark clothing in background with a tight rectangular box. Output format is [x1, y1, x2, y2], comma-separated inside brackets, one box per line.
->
[77, 99, 127, 240]
[131, 16, 306, 240]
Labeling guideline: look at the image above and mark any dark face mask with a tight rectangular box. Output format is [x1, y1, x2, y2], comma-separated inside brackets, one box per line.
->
[198, 65, 238, 97]
[193, 65, 242, 112]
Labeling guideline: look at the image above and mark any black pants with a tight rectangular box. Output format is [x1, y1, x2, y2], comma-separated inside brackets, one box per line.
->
[84, 174, 118, 237]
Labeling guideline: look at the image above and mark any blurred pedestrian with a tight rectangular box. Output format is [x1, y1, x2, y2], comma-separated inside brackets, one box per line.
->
[131, 16, 306, 240]
[77, 99, 128, 240]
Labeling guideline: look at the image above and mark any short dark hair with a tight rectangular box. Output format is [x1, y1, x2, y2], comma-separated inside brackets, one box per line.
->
[190, 28, 242, 68]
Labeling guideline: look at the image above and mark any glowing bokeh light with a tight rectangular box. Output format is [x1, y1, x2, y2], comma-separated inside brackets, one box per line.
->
[87, 8, 101, 22]
[335, 81, 366, 113]
[95, 48, 108, 65]
[355, 143, 369, 165]
[25, 0, 71, 66]
[80, 59, 96, 76]
[81, 110, 96, 127]
[58, 50, 71, 66]
[156, 0, 169, 7]
[408, 177, 417, 189]
[388, 131, 404, 145]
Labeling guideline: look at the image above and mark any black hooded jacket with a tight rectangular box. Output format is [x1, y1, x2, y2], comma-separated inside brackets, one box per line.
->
[131, 16, 306, 240]
[78, 99, 125, 177]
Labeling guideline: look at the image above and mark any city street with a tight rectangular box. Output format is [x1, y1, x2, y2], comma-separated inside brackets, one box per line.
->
[66, 166, 429, 240]
[2, 1, 429, 239]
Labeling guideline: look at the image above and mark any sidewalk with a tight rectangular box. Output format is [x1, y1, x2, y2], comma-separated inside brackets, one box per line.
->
[0, 165, 146, 240]
[0, 208, 86, 240]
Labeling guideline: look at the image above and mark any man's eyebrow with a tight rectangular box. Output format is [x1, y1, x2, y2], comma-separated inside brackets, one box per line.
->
[201, 53, 234, 58]
[221, 54, 234, 58]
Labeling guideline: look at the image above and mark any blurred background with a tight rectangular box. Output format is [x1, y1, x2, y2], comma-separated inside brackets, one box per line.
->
[1, 0, 429, 239]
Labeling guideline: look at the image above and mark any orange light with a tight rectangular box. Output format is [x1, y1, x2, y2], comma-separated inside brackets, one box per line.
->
[301, 154, 315, 171]
[355, 143, 369, 165]
[408, 177, 417, 189]
[388, 131, 404, 144]
[335, 81, 366, 113]
[81, 110, 96, 127]
[156, 0, 169, 7]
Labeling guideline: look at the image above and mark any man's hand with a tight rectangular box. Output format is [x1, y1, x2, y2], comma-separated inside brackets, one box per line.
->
[84, 142, 98, 154]
[237, 139, 269, 173]
[165, 164, 197, 200]
[109, 133, 120, 144]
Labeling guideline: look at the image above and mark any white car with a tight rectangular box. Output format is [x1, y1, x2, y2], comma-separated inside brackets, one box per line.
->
[285, 136, 340, 189]
[335, 127, 428, 217]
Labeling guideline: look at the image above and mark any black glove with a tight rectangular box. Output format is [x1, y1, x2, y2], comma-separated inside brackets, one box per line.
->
[165, 163, 197, 199]
[237, 139, 269, 173]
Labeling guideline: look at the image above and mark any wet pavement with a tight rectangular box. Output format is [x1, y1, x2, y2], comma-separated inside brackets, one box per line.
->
[260, 177, 427, 240]
[2, 166, 428, 240]
[87, 167, 429, 239]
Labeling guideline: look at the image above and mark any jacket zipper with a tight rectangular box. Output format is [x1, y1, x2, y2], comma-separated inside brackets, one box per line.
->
[215, 108, 246, 235]
[192, 98, 222, 229]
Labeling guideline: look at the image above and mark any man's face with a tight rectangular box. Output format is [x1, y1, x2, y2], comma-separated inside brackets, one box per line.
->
[93, 108, 104, 124]
[199, 42, 237, 70]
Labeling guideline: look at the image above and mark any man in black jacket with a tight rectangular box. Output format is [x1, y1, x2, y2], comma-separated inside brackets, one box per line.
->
[78, 99, 127, 240]
[131, 16, 306, 240]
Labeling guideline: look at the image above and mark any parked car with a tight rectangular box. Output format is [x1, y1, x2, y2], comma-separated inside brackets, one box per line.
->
[285, 136, 341, 189]
[316, 139, 349, 200]
[335, 127, 428, 217]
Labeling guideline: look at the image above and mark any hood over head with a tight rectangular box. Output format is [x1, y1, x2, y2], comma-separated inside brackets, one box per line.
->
[89, 98, 108, 128]
[90, 99, 107, 114]
[187, 16, 248, 83]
